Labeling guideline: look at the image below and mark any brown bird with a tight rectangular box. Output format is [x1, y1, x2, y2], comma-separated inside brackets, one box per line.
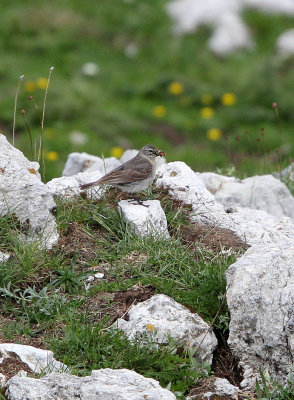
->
[79, 144, 165, 196]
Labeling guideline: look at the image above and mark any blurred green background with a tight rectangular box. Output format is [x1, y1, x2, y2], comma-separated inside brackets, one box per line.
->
[1, 0, 294, 181]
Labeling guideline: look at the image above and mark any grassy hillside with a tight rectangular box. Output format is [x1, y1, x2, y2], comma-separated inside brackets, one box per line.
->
[1, 1, 294, 180]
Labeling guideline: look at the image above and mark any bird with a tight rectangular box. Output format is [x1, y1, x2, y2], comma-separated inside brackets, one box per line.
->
[79, 144, 165, 202]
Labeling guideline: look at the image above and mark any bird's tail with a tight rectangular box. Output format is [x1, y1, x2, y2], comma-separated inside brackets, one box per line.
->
[79, 181, 100, 190]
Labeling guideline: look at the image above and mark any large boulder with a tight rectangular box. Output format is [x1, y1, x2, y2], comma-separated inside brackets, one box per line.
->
[226, 242, 294, 388]
[198, 172, 294, 220]
[156, 162, 294, 246]
[112, 294, 217, 365]
[166, 0, 294, 55]
[5, 369, 176, 400]
[0, 134, 58, 249]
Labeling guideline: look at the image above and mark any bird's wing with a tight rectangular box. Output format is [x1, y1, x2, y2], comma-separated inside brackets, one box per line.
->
[98, 157, 153, 185]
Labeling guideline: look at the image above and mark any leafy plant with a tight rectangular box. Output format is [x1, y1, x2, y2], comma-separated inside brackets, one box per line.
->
[256, 368, 294, 400]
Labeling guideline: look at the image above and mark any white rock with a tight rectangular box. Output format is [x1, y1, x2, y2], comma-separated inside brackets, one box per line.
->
[6, 369, 176, 400]
[120, 149, 166, 170]
[156, 162, 294, 246]
[0, 251, 10, 263]
[245, 0, 294, 14]
[62, 152, 101, 176]
[199, 172, 294, 219]
[118, 200, 170, 239]
[277, 29, 294, 58]
[226, 242, 294, 388]
[120, 149, 139, 163]
[86, 157, 121, 174]
[209, 12, 252, 56]
[279, 162, 294, 182]
[46, 170, 104, 199]
[0, 134, 58, 249]
[112, 294, 217, 365]
[166, 0, 294, 55]
[213, 378, 240, 397]
[0, 343, 67, 375]
[0, 373, 6, 388]
[62, 152, 121, 177]
[186, 377, 240, 399]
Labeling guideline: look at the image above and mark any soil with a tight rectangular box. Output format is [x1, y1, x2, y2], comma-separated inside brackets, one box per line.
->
[0, 351, 33, 379]
[86, 284, 155, 324]
[180, 223, 249, 254]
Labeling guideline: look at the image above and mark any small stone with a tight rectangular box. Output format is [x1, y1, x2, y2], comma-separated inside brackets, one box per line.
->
[118, 200, 170, 239]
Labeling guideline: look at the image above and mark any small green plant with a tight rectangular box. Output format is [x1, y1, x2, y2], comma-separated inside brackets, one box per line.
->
[256, 368, 294, 400]
[0, 282, 67, 322]
[50, 260, 89, 294]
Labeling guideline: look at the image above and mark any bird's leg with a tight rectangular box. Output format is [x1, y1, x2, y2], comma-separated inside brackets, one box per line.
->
[128, 194, 149, 207]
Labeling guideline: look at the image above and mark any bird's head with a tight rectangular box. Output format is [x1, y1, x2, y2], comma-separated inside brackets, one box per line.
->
[140, 144, 165, 159]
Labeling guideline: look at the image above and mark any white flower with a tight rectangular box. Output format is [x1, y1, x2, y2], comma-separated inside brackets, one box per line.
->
[82, 62, 100, 77]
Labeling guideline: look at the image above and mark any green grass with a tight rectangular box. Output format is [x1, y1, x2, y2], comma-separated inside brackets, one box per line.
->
[0, 1, 294, 180]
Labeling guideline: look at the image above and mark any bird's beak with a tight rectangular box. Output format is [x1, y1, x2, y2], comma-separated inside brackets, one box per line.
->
[158, 150, 165, 157]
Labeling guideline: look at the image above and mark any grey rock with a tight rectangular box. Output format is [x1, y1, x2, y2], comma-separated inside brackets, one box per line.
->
[6, 369, 176, 400]
[113, 294, 217, 365]
[0, 343, 67, 375]
[0, 251, 10, 264]
[199, 172, 294, 219]
[226, 242, 294, 388]
[156, 162, 294, 246]
[0, 134, 58, 249]
[46, 170, 105, 199]
[118, 200, 170, 239]
[62, 152, 121, 177]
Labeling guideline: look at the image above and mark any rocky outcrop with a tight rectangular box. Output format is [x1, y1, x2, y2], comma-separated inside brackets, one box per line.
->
[0, 134, 58, 249]
[113, 294, 217, 365]
[5, 369, 176, 400]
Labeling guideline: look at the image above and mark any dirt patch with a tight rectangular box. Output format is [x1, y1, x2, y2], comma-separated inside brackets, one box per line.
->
[86, 285, 155, 324]
[211, 332, 243, 388]
[58, 222, 99, 260]
[179, 223, 249, 254]
[0, 351, 33, 379]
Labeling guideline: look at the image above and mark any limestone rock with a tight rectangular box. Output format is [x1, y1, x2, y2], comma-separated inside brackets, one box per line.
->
[0, 343, 66, 376]
[118, 200, 170, 239]
[199, 172, 294, 219]
[226, 242, 294, 388]
[277, 28, 294, 58]
[0, 134, 58, 249]
[112, 294, 217, 365]
[6, 369, 176, 400]
[0, 251, 10, 264]
[166, 0, 294, 55]
[46, 170, 104, 199]
[120, 149, 166, 169]
[62, 152, 121, 176]
[186, 377, 240, 399]
[156, 162, 294, 246]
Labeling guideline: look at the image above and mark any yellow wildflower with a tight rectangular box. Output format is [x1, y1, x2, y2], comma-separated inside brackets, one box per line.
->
[110, 146, 124, 158]
[207, 128, 222, 141]
[146, 324, 156, 332]
[168, 81, 184, 95]
[46, 151, 58, 161]
[201, 94, 213, 105]
[221, 93, 236, 106]
[200, 107, 215, 119]
[24, 81, 37, 93]
[36, 78, 48, 90]
[153, 105, 167, 118]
